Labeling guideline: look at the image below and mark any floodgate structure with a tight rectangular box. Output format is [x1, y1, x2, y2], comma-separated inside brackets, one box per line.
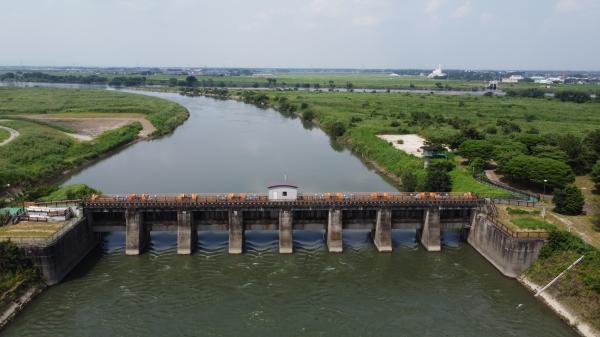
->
[3, 189, 548, 285]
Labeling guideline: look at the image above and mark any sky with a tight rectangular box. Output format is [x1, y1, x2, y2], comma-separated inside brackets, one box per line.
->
[1, 0, 599, 70]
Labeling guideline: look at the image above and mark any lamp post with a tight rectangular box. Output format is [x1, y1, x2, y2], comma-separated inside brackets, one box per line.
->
[543, 179, 548, 201]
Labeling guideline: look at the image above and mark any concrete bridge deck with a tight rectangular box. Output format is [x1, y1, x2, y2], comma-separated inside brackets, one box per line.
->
[77, 192, 483, 256]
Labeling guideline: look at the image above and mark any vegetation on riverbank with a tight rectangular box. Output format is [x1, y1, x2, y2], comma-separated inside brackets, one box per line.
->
[0, 242, 39, 308]
[39, 184, 100, 202]
[526, 230, 600, 330]
[0, 87, 188, 136]
[0, 87, 189, 195]
[235, 89, 600, 197]
[0, 119, 141, 192]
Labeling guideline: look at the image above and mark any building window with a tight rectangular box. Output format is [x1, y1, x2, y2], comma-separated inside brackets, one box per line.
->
[282, 191, 288, 197]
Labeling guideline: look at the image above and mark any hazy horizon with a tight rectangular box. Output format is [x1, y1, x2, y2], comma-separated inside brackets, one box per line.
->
[1, 0, 599, 71]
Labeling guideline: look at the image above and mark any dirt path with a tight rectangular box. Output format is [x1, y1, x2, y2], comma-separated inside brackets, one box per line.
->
[0, 122, 20, 146]
[24, 115, 156, 139]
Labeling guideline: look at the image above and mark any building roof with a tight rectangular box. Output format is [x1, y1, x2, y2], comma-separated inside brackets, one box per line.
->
[267, 181, 298, 189]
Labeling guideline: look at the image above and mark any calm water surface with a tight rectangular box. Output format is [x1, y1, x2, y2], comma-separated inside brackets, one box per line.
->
[1, 92, 578, 337]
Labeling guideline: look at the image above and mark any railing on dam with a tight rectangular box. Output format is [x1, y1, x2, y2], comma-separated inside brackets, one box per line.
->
[81, 192, 483, 209]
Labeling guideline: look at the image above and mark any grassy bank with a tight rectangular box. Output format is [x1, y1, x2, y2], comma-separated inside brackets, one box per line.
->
[0, 242, 40, 312]
[0, 87, 189, 193]
[525, 230, 600, 331]
[0, 87, 188, 136]
[244, 90, 600, 195]
[0, 119, 141, 190]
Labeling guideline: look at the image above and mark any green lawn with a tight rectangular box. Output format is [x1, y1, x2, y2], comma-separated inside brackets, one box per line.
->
[511, 217, 557, 231]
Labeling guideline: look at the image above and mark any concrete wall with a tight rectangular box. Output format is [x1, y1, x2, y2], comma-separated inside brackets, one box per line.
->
[16, 217, 99, 286]
[468, 213, 545, 278]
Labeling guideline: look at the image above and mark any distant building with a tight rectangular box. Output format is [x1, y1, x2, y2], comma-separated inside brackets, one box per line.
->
[388, 73, 400, 77]
[427, 65, 447, 79]
[501, 75, 524, 83]
[252, 73, 275, 78]
[268, 182, 298, 201]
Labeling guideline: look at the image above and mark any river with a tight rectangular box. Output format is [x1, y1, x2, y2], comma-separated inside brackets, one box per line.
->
[1, 92, 578, 337]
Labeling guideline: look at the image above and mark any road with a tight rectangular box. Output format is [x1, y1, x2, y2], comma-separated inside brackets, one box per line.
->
[0, 122, 19, 146]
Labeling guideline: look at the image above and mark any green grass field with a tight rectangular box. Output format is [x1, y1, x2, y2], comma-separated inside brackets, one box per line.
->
[0, 87, 189, 193]
[0, 87, 188, 135]
[511, 217, 557, 231]
[0, 127, 10, 143]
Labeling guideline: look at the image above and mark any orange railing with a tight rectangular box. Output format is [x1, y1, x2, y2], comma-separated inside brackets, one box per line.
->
[85, 192, 480, 205]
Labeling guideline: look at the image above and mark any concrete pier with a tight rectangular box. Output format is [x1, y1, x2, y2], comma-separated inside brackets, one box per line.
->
[374, 208, 392, 252]
[278, 209, 293, 254]
[420, 207, 441, 252]
[126, 209, 147, 255]
[177, 210, 196, 255]
[228, 210, 243, 254]
[327, 209, 343, 253]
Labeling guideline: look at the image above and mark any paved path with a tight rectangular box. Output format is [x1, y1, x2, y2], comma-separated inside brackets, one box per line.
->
[0, 121, 19, 146]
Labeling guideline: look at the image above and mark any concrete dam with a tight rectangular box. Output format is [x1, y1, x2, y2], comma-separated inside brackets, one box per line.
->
[11, 191, 547, 285]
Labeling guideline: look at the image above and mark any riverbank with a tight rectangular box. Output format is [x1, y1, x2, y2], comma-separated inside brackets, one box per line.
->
[0, 87, 189, 197]
[0, 285, 44, 331]
[519, 276, 599, 337]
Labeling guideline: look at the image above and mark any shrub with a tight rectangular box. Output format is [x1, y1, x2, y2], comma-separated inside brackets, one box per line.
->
[553, 185, 585, 215]
[591, 161, 600, 191]
[328, 121, 347, 137]
[555, 90, 592, 103]
[301, 110, 315, 121]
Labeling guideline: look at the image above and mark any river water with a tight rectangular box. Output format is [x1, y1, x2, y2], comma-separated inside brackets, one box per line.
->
[1, 92, 578, 337]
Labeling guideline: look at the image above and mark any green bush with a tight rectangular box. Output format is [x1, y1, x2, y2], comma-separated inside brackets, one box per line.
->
[500, 155, 575, 189]
[458, 140, 494, 161]
[553, 185, 585, 215]
[40, 184, 100, 201]
[301, 110, 315, 121]
[328, 121, 347, 137]
[555, 90, 592, 103]
[591, 161, 600, 191]
[425, 160, 454, 192]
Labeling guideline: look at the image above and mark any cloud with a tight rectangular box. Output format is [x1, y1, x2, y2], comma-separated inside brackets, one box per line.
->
[555, 0, 590, 12]
[305, 0, 390, 27]
[479, 12, 495, 24]
[452, 1, 471, 19]
[425, 0, 445, 13]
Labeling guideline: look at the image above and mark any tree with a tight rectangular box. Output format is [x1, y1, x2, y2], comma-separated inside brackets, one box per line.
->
[185, 75, 198, 87]
[500, 155, 575, 189]
[458, 140, 494, 161]
[553, 185, 585, 215]
[592, 161, 600, 191]
[425, 160, 454, 192]
[555, 90, 591, 103]
[401, 171, 418, 192]
[585, 129, 600, 158]
[554, 133, 596, 174]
